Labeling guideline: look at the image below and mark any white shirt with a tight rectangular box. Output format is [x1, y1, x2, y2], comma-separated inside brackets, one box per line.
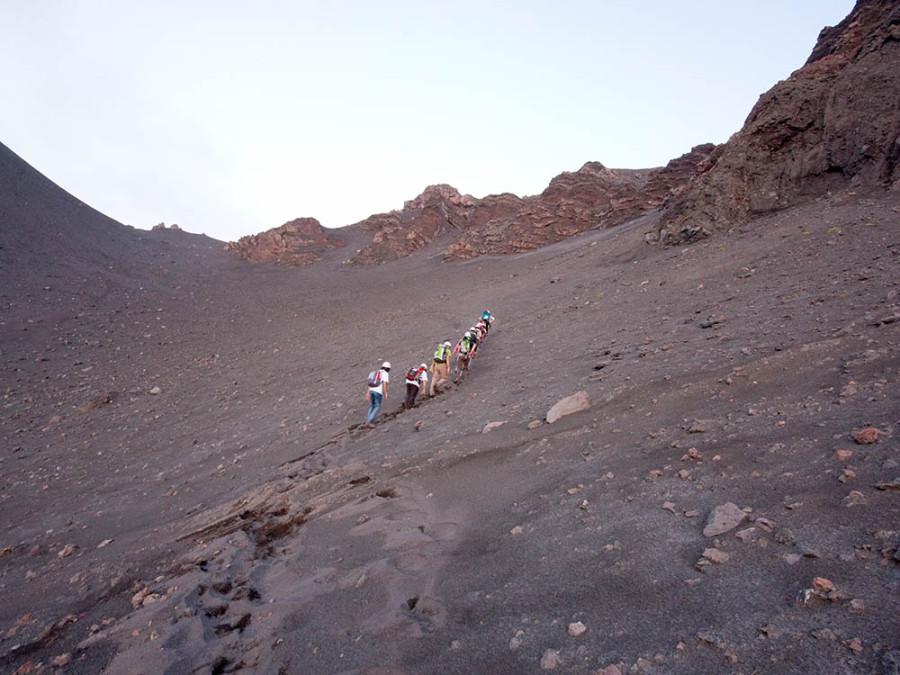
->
[406, 368, 429, 389]
[368, 368, 390, 395]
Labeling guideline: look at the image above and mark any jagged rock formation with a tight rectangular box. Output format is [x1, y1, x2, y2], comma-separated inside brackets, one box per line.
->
[225, 217, 345, 264]
[652, 0, 900, 245]
[445, 148, 716, 261]
[229, 144, 716, 266]
[349, 185, 477, 265]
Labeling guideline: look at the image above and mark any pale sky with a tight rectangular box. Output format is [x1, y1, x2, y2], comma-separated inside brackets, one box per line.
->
[2, 1, 854, 242]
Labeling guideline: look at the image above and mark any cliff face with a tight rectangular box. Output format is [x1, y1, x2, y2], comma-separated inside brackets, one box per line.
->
[225, 217, 346, 265]
[651, 0, 900, 244]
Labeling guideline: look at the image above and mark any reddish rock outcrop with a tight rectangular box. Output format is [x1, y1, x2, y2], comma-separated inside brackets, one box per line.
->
[652, 0, 900, 245]
[226, 217, 345, 265]
[349, 185, 476, 265]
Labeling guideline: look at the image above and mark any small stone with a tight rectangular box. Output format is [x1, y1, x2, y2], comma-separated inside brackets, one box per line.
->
[527, 420, 542, 430]
[540, 648, 561, 670]
[703, 503, 749, 537]
[57, 544, 77, 559]
[702, 548, 730, 564]
[597, 666, 622, 675]
[567, 621, 587, 637]
[684, 510, 699, 518]
[838, 469, 856, 483]
[874, 478, 900, 491]
[149, 386, 162, 396]
[842, 490, 867, 506]
[735, 527, 757, 543]
[450, 640, 461, 650]
[662, 502, 677, 514]
[482, 421, 506, 434]
[509, 629, 525, 650]
[510, 526, 524, 536]
[682, 447, 703, 460]
[677, 469, 690, 479]
[131, 588, 150, 608]
[97, 539, 113, 549]
[52, 653, 72, 667]
[782, 554, 802, 565]
[755, 517, 775, 532]
[849, 598, 865, 613]
[854, 427, 881, 444]
[845, 637, 863, 652]
[834, 449, 854, 461]
[813, 577, 835, 592]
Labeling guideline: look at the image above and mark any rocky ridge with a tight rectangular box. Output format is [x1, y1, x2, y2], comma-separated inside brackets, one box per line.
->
[225, 217, 346, 265]
[652, 0, 900, 244]
[226, 146, 718, 266]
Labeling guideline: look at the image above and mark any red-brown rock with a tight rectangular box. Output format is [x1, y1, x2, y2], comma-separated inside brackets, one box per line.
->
[652, 0, 900, 245]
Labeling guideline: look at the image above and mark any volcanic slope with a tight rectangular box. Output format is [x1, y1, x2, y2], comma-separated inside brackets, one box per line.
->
[1, 137, 898, 672]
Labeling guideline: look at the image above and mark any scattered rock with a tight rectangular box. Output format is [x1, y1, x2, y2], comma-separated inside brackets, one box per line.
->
[662, 502, 677, 514]
[834, 449, 854, 461]
[874, 478, 900, 491]
[546, 391, 590, 424]
[57, 544, 77, 559]
[596, 667, 622, 675]
[527, 420, 542, 430]
[845, 637, 864, 653]
[510, 526, 524, 536]
[540, 648, 561, 670]
[702, 548, 730, 564]
[755, 517, 775, 532]
[149, 386, 162, 396]
[703, 503, 749, 537]
[854, 427, 881, 444]
[482, 421, 506, 434]
[509, 629, 525, 650]
[567, 621, 587, 637]
[131, 588, 151, 609]
[52, 653, 72, 667]
[842, 490, 867, 506]
[734, 527, 757, 543]
[681, 447, 703, 461]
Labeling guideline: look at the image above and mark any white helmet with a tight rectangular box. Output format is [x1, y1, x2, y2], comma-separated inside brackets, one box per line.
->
[382, 361, 391, 370]
[465, 331, 472, 338]
[420, 363, 427, 369]
[443, 341, 451, 347]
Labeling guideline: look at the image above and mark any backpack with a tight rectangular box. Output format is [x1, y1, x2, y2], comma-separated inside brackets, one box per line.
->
[366, 370, 381, 387]
[406, 366, 424, 381]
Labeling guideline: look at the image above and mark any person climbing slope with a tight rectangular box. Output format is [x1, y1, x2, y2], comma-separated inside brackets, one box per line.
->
[430, 341, 452, 396]
[364, 361, 390, 428]
[404, 363, 429, 408]
[453, 331, 477, 382]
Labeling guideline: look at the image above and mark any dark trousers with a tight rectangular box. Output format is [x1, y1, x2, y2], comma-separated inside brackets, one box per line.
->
[405, 382, 420, 408]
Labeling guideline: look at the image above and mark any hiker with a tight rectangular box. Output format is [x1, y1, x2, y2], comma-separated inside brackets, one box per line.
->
[430, 341, 452, 396]
[453, 331, 477, 382]
[404, 363, 429, 408]
[364, 361, 391, 428]
[470, 324, 485, 347]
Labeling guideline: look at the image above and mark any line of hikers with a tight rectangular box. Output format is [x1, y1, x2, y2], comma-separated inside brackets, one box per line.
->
[364, 310, 496, 428]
